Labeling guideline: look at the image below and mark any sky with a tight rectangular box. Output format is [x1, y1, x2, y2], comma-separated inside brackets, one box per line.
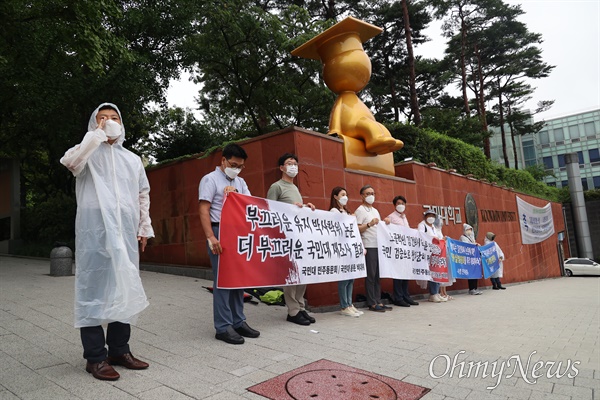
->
[166, 0, 600, 122]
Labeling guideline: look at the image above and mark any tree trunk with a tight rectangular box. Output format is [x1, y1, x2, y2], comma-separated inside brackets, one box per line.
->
[459, 6, 470, 115]
[402, 0, 421, 125]
[475, 44, 489, 159]
[507, 102, 519, 170]
[497, 81, 509, 168]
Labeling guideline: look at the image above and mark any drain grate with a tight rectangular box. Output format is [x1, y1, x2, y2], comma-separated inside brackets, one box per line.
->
[248, 359, 430, 400]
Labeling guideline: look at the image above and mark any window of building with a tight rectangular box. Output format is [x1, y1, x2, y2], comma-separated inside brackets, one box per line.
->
[578, 151, 584, 165]
[547, 182, 556, 187]
[539, 130, 549, 145]
[590, 149, 600, 163]
[554, 128, 564, 141]
[568, 125, 580, 139]
[561, 180, 568, 188]
[543, 156, 553, 170]
[593, 176, 600, 189]
[582, 178, 588, 191]
[585, 122, 596, 137]
[522, 140, 536, 166]
[558, 154, 566, 168]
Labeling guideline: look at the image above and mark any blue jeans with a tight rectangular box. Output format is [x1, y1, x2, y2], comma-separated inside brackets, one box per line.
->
[338, 279, 354, 309]
[429, 281, 440, 295]
[207, 226, 246, 333]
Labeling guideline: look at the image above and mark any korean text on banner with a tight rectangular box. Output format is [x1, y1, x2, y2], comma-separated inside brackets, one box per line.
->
[430, 238, 449, 283]
[516, 196, 555, 244]
[217, 192, 366, 289]
[479, 242, 500, 279]
[377, 224, 434, 281]
[446, 237, 483, 279]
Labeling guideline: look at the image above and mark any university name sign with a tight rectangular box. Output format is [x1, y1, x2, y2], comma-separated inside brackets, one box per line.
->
[423, 205, 463, 225]
[480, 209, 517, 223]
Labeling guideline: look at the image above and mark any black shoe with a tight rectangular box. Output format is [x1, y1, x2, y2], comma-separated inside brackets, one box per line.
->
[287, 313, 310, 326]
[404, 297, 419, 306]
[234, 321, 260, 338]
[392, 298, 410, 307]
[215, 326, 244, 344]
[300, 310, 316, 323]
[381, 304, 393, 311]
[498, 286, 506, 290]
[492, 286, 500, 290]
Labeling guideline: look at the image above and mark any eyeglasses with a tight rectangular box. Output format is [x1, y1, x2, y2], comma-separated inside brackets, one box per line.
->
[225, 159, 245, 169]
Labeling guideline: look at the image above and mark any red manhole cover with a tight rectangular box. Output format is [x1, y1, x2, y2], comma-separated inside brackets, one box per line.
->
[247, 359, 429, 400]
[286, 369, 397, 400]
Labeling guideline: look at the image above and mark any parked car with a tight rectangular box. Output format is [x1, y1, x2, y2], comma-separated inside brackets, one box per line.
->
[564, 258, 600, 276]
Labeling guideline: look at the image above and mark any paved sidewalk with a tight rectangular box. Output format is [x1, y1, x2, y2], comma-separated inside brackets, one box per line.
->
[1, 255, 598, 400]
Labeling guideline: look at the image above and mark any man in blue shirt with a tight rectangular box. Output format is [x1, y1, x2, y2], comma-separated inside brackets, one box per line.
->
[199, 143, 260, 344]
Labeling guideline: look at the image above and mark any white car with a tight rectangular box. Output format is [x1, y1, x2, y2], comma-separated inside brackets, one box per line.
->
[564, 258, 600, 276]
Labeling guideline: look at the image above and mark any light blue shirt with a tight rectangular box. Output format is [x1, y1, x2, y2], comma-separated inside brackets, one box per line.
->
[199, 167, 250, 222]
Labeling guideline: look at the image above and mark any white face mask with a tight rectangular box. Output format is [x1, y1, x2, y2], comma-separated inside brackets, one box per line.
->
[426, 217, 435, 225]
[466, 230, 474, 237]
[396, 204, 406, 213]
[224, 167, 241, 180]
[338, 195, 349, 206]
[103, 119, 121, 139]
[285, 165, 298, 178]
[365, 195, 375, 205]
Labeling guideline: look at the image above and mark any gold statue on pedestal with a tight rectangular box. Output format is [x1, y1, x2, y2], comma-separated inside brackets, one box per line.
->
[292, 16, 403, 176]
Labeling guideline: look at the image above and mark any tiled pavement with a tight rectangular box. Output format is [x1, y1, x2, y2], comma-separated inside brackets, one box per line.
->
[1, 255, 598, 399]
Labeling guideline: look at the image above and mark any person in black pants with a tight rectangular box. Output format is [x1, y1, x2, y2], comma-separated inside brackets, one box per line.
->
[61, 103, 153, 381]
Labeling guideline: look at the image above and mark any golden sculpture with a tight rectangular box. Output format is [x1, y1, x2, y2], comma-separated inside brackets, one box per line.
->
[292, 16, 403, 176]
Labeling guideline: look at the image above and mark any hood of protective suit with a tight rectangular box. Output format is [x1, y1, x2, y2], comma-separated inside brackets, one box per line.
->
[88, 102, 126, 145]
[462, 223, 473, 236]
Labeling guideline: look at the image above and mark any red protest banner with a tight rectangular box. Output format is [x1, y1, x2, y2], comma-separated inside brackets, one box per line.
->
[218, 192, 366, 289]
[430, 238, 449, 283]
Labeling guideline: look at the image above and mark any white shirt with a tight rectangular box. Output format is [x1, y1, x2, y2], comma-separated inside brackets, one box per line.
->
[354, 204, 381, 248]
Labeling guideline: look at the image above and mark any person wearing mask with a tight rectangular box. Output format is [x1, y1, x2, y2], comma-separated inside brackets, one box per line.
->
[460, 223, 482, 295]
[330, 187, 364, 317]
[61, 103, 153, 380]
[387, 195, 419, 307]
[267, 153, 316, 325]
[485, 232, 506, 290]
[199, 143, 260, 344]
[418, 210, 446, 303]
[354, 185, 392, 312]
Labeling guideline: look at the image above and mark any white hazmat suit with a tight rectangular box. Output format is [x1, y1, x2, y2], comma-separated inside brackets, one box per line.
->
[61, 103, 153, 328]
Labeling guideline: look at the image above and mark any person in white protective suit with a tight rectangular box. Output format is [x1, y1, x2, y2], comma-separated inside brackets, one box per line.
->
[485, 232, 506, 290]
[60, 103, 153, 381]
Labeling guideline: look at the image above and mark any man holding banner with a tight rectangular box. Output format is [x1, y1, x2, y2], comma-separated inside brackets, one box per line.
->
[266, 153, 316, 326]
[199, 144, 260, 345]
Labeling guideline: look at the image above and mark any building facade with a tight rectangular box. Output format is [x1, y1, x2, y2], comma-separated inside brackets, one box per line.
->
[490, 108, 600, 189]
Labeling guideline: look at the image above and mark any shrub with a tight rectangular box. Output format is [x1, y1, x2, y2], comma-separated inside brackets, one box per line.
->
[387, 123, 561, 202]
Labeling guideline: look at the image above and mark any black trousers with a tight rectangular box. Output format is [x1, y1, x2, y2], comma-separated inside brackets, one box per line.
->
[468, 279, 478, 290]
[392, 279, 410, 301]
[80, 322, 130, 363]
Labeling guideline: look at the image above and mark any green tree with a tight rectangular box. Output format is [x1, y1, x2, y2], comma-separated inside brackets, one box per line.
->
[0, 0, 199, 247]
[184, 2, 333, 139]
[148, 107, 223, 163]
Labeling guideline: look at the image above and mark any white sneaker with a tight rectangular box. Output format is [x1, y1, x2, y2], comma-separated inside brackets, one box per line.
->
[469, 289, 482, 295]
[428, 294, 441, 303]
[341, 308, 359, 317]
[349, 305, 364, 315]
[438, 294, 448, 302]
[475, 289, 483, 295]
